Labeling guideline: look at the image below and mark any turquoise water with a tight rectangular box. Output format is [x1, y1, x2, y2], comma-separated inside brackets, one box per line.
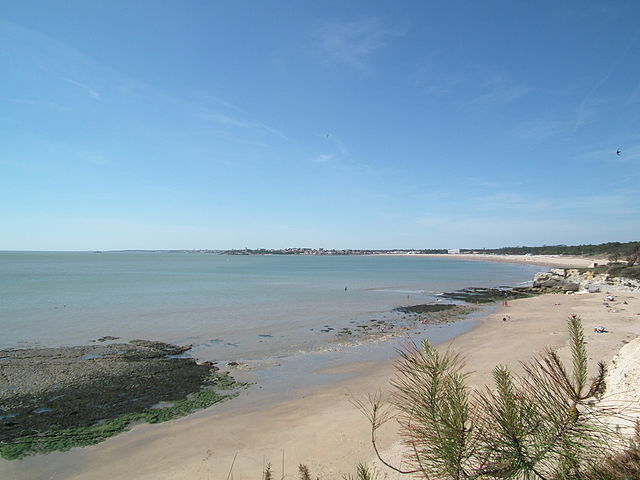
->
[0, 252, 543, 362]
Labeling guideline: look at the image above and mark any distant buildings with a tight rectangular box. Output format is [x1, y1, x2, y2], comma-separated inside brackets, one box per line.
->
[223, 248, 449, 256]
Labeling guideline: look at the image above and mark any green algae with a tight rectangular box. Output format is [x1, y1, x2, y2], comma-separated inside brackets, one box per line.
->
[0, 373, 246, 460]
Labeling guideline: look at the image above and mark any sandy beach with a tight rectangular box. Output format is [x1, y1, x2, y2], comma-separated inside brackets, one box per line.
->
[2, 256, 638, 480]
[385, 253, 610, 268]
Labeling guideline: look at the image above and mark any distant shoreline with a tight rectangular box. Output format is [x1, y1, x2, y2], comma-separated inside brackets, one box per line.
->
[378, 253, 609, 268]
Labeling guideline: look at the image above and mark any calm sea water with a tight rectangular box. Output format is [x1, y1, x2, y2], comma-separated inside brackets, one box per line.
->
[0, 252, 543, 363]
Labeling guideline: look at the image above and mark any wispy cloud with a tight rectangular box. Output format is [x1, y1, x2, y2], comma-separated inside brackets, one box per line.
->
[312, 18, 406, 69]
[307, 149, 383, 176]
[199, 113, 251, 128]
[469, 85, 531, 107]
[195, 94, 247, 114]
[319, 133, 350, 157]
[3, 18, 270, 137]
[460, 66, 532, 108]
[197, 112, 287, 140]
[470, 188, 640, 217]
[408, 51, 462, 96]
[416, 61, 531, 106]
[573, 30, 639, 130]
[573, 93, 607, 130]
[578, 191, 640, 214]
[463, 177, 525, 189]
[63, 77, 100, 99]
[473, 192, 555, 212]
[311, 153, 334, 163]
[512, 118, 572, 142]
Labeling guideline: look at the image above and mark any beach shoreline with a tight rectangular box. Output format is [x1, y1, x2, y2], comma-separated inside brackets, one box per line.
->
[3, 255, 638, 480]
[378, 252, 609, 268]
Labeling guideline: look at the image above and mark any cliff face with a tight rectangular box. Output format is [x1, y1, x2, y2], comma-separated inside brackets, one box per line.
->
[599, 337, 640, 437]
[533, 268, 640, 293]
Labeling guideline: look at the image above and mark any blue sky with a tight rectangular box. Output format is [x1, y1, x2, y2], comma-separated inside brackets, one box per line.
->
[1, 1, 639, 250]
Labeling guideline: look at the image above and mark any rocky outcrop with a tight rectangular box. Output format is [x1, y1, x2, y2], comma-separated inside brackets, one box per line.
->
[533, 269, 581, 291]
[533, 269, 640, 293]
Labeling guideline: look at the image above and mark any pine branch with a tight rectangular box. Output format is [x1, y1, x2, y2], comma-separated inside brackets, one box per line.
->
[568, 314, 588, 396]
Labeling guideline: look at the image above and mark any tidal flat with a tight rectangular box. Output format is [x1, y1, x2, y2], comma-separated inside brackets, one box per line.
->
[0, 297, 483, 460]
[0, 340, 244, 459]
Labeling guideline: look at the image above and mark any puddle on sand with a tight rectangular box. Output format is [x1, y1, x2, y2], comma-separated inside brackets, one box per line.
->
[163, 353, 191, 359]
[81, 353, 103, 360]
[33, 407, 54, 414]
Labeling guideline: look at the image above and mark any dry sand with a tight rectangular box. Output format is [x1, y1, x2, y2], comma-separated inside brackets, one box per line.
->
[2, 258, 638, 480]
[388, 253, 609, 268]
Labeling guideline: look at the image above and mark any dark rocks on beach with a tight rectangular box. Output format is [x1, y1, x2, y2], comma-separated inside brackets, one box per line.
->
[440, 286, 539, 304]
[0, 341, 222, 443]
[396, 304, 458, 314]
[95, 335, 120, 342]
[391, 286, 543, 327]
[337, 327, 353, 336]
[325, 286, 543, 346]
[393, 304, 476, 325]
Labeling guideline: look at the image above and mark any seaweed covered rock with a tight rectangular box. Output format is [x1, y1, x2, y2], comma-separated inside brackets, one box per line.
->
[0, 341, 242, 458]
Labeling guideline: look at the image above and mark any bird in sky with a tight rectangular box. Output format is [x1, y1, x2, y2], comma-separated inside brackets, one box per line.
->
[617, 149, 622, 156]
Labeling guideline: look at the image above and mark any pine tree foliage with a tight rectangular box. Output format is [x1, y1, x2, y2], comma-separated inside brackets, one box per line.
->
[359, 315, 628, 480]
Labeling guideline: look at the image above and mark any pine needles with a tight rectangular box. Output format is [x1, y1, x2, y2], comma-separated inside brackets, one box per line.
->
[359, 315, 631, 480]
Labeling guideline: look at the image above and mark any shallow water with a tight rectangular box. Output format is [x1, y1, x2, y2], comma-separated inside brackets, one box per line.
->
[0, 252, 543, 364]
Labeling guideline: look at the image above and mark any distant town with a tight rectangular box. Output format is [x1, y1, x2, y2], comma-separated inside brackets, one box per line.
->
[222, 248, 450, 255]
[103, 242, 638, 258]
[102, 249, 454, 255]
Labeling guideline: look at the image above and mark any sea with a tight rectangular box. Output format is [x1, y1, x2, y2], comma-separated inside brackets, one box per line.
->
[0, 251, 543, 361]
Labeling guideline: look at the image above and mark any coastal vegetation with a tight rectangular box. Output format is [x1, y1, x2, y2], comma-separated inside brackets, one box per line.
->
[601, 263, 640, 281]
[465, 241, 640, 260]
[356, 315, 635, 480]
